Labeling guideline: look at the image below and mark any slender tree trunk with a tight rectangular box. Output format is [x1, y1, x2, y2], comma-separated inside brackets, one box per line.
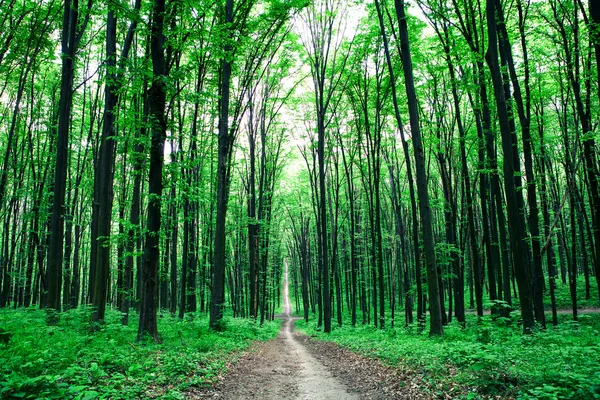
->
[395, 0, 443, 336]
[376, 0, 421, 324]
[440, 29, 483, 317]
[137, 0, 167, 342]
[340, 143, 358, 327]
[46, 0, 88, 322]
[248, 96, 260, 319]
[210, 0, 233, 330]
[90, 8, 117, 325]
[485, 0, 534, 333]
[170, 184, 178, 316]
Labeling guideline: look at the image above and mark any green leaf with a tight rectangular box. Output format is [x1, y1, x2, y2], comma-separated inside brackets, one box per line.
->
[470, 362, 485, 372]
[81, 390, 99, 400]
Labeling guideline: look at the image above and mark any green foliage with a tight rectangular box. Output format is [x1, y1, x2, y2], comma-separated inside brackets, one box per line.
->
[0, 308, 279, 399]
[296, 313, 600, 399]
[0, 327, 13, 345]
[549, 276, 599, 310]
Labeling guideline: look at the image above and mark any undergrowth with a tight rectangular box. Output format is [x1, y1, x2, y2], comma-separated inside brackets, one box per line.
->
[545, 277, 599, 310]
[296, 312, 600, 399]
[0, 307, 280, 399]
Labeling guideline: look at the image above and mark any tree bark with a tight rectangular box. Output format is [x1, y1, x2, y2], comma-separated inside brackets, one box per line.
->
[46, 0, 91, 321]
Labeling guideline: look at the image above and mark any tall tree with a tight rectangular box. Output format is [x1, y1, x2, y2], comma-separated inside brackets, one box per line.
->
[301, 0, 351, 334]
[485, 0, 534, 333]
[210, 0, 235, 330]
[137, 0, 167, 342]
[394, 0, 443, 336]
[90, 0, 141, 325]
[46, 0, 92, 322]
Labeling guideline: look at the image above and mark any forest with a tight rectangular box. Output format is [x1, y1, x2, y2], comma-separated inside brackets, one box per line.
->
[0, 0, 600, 398]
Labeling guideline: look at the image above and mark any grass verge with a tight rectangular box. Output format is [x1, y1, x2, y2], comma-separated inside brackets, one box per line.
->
[295, 312, 600, 399]
[0, 307, 280, 399]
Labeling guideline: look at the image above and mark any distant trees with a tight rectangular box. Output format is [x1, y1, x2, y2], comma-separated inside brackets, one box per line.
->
[300, 0, 352, 333]
[0, 0, 305, 339]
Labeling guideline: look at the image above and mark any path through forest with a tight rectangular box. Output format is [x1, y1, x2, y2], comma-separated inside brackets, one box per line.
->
[197, 261, 427, 399]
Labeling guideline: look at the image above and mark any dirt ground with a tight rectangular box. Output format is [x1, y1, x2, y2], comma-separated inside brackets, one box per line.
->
[196, 318, 431, 399]
[196, 321, 301, 399]
[296, 332, 431, 399]
[194, 262, 431, 400]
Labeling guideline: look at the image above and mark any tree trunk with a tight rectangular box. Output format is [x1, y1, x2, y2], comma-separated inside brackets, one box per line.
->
[137, 0, 166, 343]
[376, 0, 421, 324]
[394, 0, 443, 336]
[46, 0, 89, 321]
[210, 0, 233, 330]
[485, 0, 534, 333]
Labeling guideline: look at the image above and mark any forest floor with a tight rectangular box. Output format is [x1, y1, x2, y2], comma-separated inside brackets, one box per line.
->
[195, 316, 430, 399]
[196, 276, 600, 399]
[195, 264, 430, 399]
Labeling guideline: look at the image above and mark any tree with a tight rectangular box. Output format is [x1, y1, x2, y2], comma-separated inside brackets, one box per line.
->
[394, 0, 443, 336]
[46, 0, 92, 322]
[485, 0, 534, 333]
[210, 0, 235, 330]
[90, 0, 141, 325]
[137, 0, 168, 342]
[300, 0, 352, 334]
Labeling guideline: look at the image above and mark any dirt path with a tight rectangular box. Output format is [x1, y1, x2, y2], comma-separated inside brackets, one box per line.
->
[281, 262, 359, 400]
[199, 262, 360, 399]
[198, 262, 426, 399]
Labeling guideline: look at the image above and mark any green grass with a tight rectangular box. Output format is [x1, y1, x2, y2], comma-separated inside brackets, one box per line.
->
[296, 313, 600, 399]
[0, 307, 280, 399]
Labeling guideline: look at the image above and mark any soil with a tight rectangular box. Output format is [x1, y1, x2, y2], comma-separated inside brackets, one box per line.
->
[296, 333, 431, 399]
[196, 322, 301, 399]
[194, 263, 431, 400]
